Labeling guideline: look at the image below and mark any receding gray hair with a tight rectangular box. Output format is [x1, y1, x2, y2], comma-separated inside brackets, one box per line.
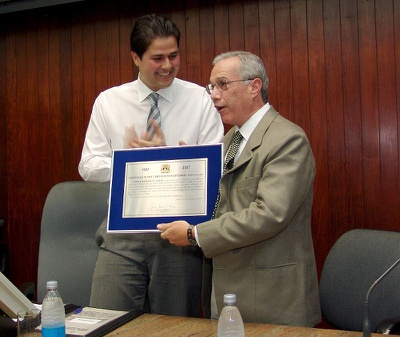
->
[213, 51, 269, 103]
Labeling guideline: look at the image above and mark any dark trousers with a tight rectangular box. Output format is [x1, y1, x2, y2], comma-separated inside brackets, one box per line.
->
[89, 219, 203, 317]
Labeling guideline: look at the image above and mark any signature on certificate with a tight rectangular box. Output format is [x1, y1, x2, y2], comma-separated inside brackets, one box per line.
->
[151, 203, 176, 213]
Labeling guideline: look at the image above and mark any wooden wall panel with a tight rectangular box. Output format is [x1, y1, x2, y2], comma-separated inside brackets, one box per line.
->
[0, 40, 5, 177]
[71, 13, 87, 167]
[359, 0, 382, 229]
[214, 0, 230, 55]
[185, 4, 202, 84]
[229, 1, 245, 51]
[82, 11, 97, 130]
[324, 0, 349, 242]
[117, 11, 134, 85]
[59, 17, 74, 179]
[375, 0, 399, 226]
[0, 1, 399, 317]
[243, 1, 259, 54]
[106, 7, 121, 88]
[0, 14, 8, 274]
[290, 0, 310, 134]
[340, 0, 364, 235]
[274, 0, 293, 121]
[170, 5, 188, 80]
[306, 0, 331, 266]
[396, 0, 400, 219]
[199, 1, 216, 86]
[259, 0, 276, 104]
[47, 17, 63, 180]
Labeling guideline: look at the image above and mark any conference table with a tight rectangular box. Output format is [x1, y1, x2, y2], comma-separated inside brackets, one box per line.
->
[104, 313, 382, 336]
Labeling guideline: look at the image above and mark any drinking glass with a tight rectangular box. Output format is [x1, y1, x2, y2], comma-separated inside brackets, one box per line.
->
[17, 309, 41, 337]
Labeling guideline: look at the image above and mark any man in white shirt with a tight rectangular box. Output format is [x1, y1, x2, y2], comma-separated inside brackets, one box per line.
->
[79, 14, 223, 316]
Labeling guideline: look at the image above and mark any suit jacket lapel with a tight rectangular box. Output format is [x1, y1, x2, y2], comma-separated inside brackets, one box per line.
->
[226, 106, 279, 171]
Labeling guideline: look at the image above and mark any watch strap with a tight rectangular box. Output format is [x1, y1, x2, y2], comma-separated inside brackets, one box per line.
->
[187, 225, 197, 246]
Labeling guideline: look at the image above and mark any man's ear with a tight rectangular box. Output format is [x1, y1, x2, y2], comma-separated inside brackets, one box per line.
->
[249, 78, 263, 97]
[131, 51, 140, 67]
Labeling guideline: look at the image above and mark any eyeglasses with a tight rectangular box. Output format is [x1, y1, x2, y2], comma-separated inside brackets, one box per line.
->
[205, 79, 254, 95]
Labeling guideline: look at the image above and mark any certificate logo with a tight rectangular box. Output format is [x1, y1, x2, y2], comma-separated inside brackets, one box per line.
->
[161, 164, 170, 173]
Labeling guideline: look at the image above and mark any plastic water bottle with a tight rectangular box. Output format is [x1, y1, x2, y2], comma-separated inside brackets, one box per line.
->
[41, 280, 66, 337]
[217, 294, 245, 337]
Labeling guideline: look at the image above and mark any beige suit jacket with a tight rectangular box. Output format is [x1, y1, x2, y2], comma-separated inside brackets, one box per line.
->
[198, 107, 321, 326]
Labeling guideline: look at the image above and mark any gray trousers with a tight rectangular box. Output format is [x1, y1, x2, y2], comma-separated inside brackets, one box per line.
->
[89, 219, 203, 317]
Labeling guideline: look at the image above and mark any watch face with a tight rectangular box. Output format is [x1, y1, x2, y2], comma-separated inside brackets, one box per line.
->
[188, 238, 198, 246]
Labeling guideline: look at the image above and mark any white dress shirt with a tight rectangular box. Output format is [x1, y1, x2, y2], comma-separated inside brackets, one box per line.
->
[230, 102, 270, 162]
[79, 76, 224, 182]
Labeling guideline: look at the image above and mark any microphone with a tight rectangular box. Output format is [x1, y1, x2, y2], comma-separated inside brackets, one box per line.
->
[363, 256, 400, 337]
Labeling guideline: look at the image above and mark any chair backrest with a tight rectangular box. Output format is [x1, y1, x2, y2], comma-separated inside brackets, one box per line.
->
[319, 229, 400, 332]
[37, 181, 109, 306]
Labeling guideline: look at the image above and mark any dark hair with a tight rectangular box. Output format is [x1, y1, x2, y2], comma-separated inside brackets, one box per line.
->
[130, 14, 181, 59]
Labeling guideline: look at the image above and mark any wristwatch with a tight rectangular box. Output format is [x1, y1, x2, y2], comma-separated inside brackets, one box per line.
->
[187, 225, 198, 246]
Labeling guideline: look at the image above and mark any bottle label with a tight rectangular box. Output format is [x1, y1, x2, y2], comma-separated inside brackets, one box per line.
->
[42, 325, 66, 337]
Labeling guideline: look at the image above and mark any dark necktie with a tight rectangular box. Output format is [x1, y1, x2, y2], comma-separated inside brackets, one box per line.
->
[146, 92, 161, 140]
[212, 131, 243, 219]
[223, 131, 244, 173]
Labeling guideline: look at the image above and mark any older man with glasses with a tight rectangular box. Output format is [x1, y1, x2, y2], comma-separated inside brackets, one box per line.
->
[158, 51, 321, 327]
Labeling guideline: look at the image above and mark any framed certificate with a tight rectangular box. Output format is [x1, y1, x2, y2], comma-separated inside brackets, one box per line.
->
[107, 143, 223, 233]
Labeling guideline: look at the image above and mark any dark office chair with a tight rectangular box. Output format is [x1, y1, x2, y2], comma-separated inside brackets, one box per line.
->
[37, 181, 109, 306]
[319, 229, 400, 333]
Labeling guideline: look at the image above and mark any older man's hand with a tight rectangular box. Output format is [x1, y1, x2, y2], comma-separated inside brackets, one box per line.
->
[157, 221, 191, 246]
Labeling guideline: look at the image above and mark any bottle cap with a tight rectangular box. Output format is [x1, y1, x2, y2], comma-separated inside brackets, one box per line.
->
[46, 280, 58, 289]
[223, 293, 237, 304]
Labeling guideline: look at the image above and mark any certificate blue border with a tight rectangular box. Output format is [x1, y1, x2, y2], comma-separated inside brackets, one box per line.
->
[107, 143, 223, 232]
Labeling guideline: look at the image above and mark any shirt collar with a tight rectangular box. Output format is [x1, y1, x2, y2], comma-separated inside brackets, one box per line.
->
[236, 102, 271, 141]
[137, 75, 174, 103]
